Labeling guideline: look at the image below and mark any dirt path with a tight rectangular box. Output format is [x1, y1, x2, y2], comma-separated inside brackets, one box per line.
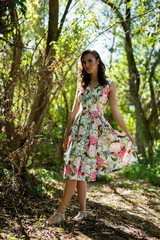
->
[0, 172, 160, 240]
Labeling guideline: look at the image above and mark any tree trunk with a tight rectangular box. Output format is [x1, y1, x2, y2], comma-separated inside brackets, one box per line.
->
[4, 8, 24, 151]
[135, 111, 147, 160]
[3, 0, 73, 172]
[101, 0, 154, 164]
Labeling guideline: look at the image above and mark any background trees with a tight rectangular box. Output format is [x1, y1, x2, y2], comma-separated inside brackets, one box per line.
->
[100, 0, 160, 164]
[0, 0, 159, 178]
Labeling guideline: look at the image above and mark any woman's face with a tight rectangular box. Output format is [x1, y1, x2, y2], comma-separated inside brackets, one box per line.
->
[81, 53, 99, 75]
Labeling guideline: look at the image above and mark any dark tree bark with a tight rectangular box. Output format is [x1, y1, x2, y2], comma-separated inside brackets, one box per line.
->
[62, 88, 69, 123]
[4, 8, 24, 151]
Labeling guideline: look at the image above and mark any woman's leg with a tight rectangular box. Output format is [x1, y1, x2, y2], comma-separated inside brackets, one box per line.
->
[77, 180, 87, 211]
[72, 180, 87, 221]
[47, 179, 77, 224]
[57, 179, 77, 213]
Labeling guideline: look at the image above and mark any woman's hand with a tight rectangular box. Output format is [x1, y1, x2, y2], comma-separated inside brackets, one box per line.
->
[63, 134, 69, 152]
[127, 133, 135, 146]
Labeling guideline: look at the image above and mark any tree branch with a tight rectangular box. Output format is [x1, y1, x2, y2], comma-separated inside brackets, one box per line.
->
[57, 0, 73, 38]
[46, 0, 59, 57]
[101, 0, 128, 32]
[148, 50, 160, 127]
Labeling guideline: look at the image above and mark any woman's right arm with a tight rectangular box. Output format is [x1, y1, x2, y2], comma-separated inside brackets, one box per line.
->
[63, 87, 80, 151]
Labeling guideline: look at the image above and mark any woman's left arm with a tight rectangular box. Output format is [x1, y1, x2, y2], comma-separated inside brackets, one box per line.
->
[109, 81, 135, 146]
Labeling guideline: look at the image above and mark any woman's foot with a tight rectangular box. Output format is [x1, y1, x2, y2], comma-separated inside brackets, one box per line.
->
[72, 211, 87, 222]
[46, 211, 65, 225]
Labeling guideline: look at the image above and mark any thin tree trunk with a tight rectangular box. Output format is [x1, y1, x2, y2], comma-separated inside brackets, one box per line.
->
[4, 9, 23, 151]
[135, 111, 147, 160]
[101, 0, 154, 164]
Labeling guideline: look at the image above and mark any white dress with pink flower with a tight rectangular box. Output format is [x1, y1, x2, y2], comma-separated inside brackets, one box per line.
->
[63, 80, 137, 181]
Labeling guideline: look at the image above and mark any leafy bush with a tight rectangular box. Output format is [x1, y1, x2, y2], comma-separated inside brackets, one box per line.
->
[119, 162, 160, 185]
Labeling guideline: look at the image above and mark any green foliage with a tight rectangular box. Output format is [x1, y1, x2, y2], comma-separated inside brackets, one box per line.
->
[119, 162, 160, 185]
[33, 168, 63, 183]
[26, 168, 63, 197]
[119, 140, 160, 184]
[102, 0, 160, 162]
[0, 0, 99, 172]
[8, 236, 17, 240]
[96, 173, 114, 182]
[0, 0, 27, 35]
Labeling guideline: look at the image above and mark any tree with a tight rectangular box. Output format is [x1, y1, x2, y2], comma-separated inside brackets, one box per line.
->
[1, 0, 73, 174]
[0, 0, 98, 175]
[101, 0, 160, 164]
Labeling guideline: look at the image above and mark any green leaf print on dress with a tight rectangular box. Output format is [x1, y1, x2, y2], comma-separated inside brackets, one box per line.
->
[63, 80, 138, 182]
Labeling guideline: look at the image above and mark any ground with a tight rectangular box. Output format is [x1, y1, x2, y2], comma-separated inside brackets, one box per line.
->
[0, 170, 160, 240]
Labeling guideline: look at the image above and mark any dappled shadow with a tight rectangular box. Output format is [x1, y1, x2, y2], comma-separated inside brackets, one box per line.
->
[85, 200, 160, 239]
[107, 181, 160, 222]
[146, 199, 160, 214]
[0, 172, 160, 240]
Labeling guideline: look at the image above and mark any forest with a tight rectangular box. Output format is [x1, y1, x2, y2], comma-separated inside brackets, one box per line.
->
[0, 0, 160, 239]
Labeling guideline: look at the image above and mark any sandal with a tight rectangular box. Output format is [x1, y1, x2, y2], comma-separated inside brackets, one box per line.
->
[46, 211, 65, 225]
[72, 211, 87, 222]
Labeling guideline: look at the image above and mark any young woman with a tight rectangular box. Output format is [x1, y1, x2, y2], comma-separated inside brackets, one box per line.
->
[46, 49, 137, 225]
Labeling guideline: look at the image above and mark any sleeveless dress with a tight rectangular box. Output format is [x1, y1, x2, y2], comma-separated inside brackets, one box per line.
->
[63, 80, 138, 181]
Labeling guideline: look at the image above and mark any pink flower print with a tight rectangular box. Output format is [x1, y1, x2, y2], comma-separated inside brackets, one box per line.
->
[111, 152, 115, 156]
[79, 126, 86, 135]
[92, 121, 99, 129]
[87, 145, 96, 157]
[92, 111, 99, 119]
[99, 96, 107, 103]
[116, 147, 127, 159]
[84, 145, 89, 150]
[89, 136, 97, 145]
[97, 152, 100, 156]
[80, 161, 83, 166]
[127, 150, 131, 154]
[75, 166, 81, 176]
[68, 138, 71, 145]
[90, 119, 94, 123]
[110, 127, 115, 132]
[96, 105, 100, 111]
[97, 167, 100, 171]
[64, 164, 72, 176]
[98, 92, 103, 96]
[102, 86, 109, 95]
[96, 157, 104, 167]
[86, 111, 90, 116]
[120, 142, 126, 148]
[90, 171, 96, 181]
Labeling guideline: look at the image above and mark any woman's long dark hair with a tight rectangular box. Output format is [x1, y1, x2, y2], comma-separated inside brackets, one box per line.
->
[78, 49, 109, 89]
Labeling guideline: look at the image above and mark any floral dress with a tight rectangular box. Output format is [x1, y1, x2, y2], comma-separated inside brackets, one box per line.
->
[63, 80, 138, 181]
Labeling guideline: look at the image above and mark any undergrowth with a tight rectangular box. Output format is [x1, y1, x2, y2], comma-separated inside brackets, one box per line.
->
[119, 162, 160, 185]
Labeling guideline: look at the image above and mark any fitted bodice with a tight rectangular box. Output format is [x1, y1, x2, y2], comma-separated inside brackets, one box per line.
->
[77, 81, 110, 117]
